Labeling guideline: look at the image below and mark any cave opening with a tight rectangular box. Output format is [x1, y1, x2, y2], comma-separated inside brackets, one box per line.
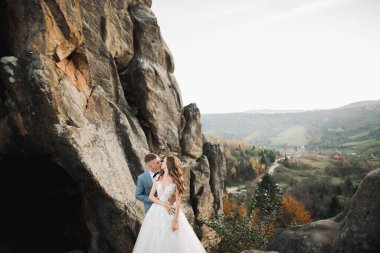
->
[0, 1, 9, 58]
[0, 156, 91, 253]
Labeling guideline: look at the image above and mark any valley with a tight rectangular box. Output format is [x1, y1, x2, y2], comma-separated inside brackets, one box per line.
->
[202, 100, 380, 158]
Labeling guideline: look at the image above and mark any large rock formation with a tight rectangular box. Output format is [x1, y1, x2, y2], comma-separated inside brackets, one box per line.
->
[181, 103, 203, 159]
[189, 155, 219, 249]
[204, 141, 227, 212]
[266, 168, 380, 253]
[0, 1, 225, 253]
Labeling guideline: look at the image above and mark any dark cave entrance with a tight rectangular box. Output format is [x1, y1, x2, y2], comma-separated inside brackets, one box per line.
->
[0, 156, 91, 253]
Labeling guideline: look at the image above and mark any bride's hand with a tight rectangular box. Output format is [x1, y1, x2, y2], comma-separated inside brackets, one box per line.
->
[172, 220, 179, 231]
[162, 201, 175, 215]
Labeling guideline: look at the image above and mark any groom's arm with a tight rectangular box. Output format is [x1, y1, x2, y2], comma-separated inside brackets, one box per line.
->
[168, 194, 176, 206]
[135, 176, 151, 204]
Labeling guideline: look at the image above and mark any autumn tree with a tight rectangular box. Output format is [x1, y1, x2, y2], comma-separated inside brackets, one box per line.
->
[223, 192, 238, 216]
[276, 193, 312, 227]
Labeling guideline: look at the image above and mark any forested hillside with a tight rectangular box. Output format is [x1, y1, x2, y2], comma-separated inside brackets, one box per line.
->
[202, 100, 380, 157]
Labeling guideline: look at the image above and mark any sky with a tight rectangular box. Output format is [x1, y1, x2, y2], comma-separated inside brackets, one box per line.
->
[152, 0, 380, 113]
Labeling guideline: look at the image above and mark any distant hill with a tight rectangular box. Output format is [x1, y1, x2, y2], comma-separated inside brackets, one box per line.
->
[244, 109, 307, 114]
[201, 100, 380, 156]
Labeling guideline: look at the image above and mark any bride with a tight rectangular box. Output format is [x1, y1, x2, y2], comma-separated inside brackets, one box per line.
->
[132, 155, 207, 253]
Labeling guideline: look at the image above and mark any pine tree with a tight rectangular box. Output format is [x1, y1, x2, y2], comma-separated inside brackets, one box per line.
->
[198, 174, 282, 252]
[328, 195, 343, 217]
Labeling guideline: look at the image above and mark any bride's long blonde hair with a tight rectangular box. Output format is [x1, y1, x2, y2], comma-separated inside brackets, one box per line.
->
[165, 156, 186, 195]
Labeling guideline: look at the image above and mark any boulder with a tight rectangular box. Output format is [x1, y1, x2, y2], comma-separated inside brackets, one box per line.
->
[266, 220, 338, 253]
[332, 168, 380, 253]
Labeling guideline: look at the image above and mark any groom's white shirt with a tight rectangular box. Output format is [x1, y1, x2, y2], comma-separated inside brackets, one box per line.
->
[148, 169, 154, 180]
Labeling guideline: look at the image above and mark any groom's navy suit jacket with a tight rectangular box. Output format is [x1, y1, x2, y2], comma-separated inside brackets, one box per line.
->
[135, 170, 153, 213]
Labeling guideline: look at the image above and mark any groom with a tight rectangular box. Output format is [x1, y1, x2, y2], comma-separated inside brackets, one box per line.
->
[135, 153, 175, 214]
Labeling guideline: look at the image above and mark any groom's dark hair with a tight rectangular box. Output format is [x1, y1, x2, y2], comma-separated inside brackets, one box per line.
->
[144, 153, 158, 163]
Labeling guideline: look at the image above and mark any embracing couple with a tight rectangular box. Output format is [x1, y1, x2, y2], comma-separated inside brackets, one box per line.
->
[132, 153, 207, 253]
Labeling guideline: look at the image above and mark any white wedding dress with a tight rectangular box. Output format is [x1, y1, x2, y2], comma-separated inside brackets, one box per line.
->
[132, 181, 207, 253]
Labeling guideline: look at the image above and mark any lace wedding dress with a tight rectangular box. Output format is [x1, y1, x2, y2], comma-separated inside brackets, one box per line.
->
[132, 181, 207, 253]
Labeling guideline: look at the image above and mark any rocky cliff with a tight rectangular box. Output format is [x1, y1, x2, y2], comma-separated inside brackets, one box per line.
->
[0, 1, 225, 252]
[266, 168, 380, 253]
